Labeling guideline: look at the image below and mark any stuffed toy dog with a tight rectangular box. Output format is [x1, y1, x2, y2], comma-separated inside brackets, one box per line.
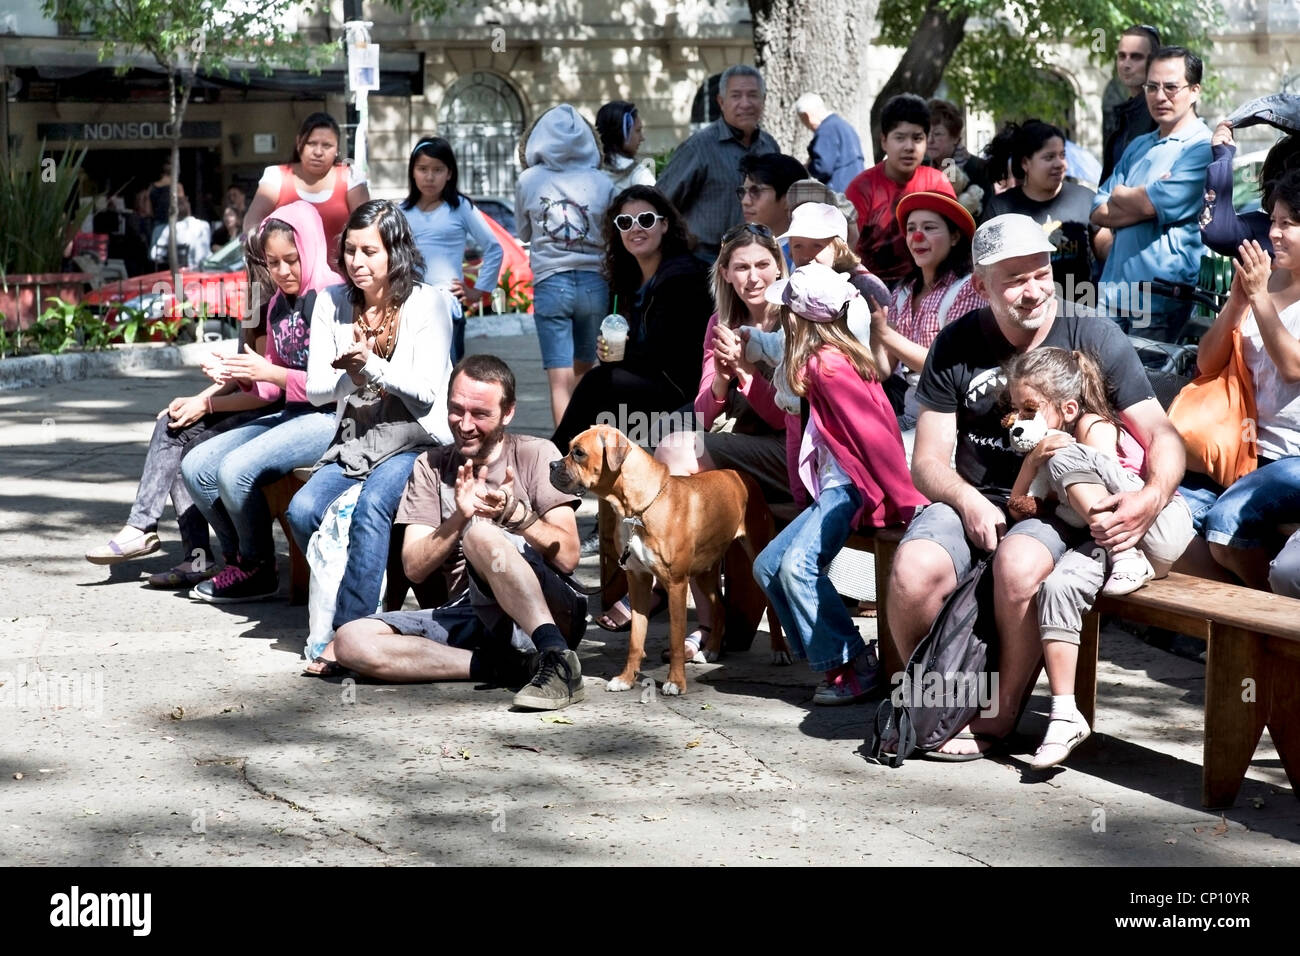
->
[1004, 410, 1087, 527]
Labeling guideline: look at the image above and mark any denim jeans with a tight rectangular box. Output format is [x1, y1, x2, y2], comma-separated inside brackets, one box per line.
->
[1199, 455, 1300, 550]
[286, 450, 420, 630]
[533, 270, 609, 369]
[127, 407, 266, 556]
[753, 483, 864, 672]
[180, 406, 336, 562]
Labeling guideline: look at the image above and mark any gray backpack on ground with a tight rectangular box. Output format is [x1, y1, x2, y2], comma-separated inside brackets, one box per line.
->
[867, 556, 998, 767]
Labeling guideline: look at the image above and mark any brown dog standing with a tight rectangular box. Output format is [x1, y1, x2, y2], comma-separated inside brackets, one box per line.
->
[550, 424, 750, 695]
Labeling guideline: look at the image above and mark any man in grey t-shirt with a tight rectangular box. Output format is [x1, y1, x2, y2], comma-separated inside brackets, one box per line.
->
[326, 355, 589, 711]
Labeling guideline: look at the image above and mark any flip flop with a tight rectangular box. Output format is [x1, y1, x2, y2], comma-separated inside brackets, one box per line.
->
[86, 530, 161, 565]
[595, 587, 667, 632]
[922, 731, 1001, 762]
[303, 657, 345, 679]
[147, 562, 218, 589]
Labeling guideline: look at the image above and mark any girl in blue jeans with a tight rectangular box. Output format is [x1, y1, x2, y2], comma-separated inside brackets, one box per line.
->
[753, 264, 926, 704]
[288, 200, 454, 675]
[182, 201, 343, 602]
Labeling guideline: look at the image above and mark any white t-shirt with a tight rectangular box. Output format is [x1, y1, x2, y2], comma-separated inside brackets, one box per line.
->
[258, 163, 367, 203]
[1241, 298, 1300, 459]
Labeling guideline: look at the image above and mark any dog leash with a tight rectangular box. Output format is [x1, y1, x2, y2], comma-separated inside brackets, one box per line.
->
[618, 478, 670, 569]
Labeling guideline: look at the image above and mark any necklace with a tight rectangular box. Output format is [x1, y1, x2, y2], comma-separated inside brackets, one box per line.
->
[355, 302, 400, 361]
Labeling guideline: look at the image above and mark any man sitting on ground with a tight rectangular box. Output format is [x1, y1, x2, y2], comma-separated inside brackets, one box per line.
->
[329, 354, 588, 711]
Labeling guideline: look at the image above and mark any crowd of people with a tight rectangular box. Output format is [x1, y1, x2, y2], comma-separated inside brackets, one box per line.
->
[84, 43, 1300, 769]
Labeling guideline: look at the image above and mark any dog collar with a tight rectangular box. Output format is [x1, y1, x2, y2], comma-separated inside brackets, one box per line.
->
[618, 479, 670, 569]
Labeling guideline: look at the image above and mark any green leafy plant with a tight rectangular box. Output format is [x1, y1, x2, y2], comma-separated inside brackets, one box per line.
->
[112, 305, 149, 345]
[76, 307, 114, 351]
[0, 142, 91, 277]
[496, 267, 533, 313]
[149, 315, 185, 342]
[31, 298, 82, 353]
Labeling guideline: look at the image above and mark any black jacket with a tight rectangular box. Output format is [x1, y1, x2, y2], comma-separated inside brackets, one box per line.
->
[621, 253, 713, 403]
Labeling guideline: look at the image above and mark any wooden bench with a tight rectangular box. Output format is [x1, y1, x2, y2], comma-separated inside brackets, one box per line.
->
[262, 472, 310, 605]
[1080, 574, 1300, 809]
[261, 470, 444, 612]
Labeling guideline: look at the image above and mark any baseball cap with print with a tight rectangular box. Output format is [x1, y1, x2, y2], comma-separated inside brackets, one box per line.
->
[764, 262, 859, 323]
[779, 202, 848, 242]
[972, 213, 1057, 266]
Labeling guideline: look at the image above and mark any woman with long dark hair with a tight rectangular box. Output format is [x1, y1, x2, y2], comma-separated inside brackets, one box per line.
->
[595, 100, 656, 193]
[981, 119, 1097, 301]
[243, 112, 370, 269]
[400, 137, 503, 363]
[288, 200, 455, 674]
[551, 185, 713, 450]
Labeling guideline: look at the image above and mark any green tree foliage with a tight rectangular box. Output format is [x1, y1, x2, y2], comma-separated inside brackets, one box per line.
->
[40, 1, 335, 285]
[873, 0, 1223, 142]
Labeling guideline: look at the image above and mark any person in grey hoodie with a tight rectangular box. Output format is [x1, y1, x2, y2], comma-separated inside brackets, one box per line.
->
[516, 104, 619, 425]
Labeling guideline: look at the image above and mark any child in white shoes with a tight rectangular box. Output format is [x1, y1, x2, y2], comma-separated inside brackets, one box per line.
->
[1003, 347, 1195, 769]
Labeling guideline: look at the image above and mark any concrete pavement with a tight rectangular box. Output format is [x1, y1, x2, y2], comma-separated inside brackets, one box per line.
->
[1, 332, 1296, 865]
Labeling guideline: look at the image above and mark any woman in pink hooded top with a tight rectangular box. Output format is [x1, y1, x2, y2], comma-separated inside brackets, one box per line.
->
[180, 200, 344, 603]
[753, 263, 927, 705]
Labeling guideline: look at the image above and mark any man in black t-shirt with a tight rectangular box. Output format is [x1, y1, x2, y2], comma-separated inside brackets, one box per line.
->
[886, 213, 1187, 758]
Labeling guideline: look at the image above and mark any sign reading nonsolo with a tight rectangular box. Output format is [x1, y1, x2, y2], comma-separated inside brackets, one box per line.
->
[37, 122, 221, 142]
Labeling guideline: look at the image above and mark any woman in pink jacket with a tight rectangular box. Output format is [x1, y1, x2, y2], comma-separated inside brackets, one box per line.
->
[753, 263, 927, 705]
[180, 201, 344, 603]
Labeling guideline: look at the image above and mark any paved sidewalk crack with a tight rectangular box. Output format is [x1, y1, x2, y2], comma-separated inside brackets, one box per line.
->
[200, 754, 391, 855]
[661, 700, 797, 787]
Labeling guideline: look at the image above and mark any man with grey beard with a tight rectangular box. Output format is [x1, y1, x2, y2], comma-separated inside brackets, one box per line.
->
[883, 213, 1186, 759]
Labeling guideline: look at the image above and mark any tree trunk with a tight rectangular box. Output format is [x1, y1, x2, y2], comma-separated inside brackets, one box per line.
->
[748, 0, 878, 173]
[867, 0, 968, 161]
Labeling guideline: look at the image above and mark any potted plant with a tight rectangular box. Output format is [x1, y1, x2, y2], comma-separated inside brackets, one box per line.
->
[0, 143, 95, 338]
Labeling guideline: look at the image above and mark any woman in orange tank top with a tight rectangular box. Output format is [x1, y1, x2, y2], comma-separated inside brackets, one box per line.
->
[243, 112, 370, 270]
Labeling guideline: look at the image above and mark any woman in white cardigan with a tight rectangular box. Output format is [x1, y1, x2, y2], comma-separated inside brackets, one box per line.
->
[289, 200, 454, 674]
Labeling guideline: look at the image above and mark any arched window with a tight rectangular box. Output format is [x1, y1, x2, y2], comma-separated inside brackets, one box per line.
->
[438, 71, 526, 198]
[689, 73, 722, 133]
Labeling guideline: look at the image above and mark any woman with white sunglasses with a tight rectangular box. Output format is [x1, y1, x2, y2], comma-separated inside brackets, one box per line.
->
[551, 185, 714, 624]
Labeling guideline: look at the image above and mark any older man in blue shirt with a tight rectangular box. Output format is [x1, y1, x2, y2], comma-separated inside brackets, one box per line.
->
[1092, 46, 1212, 343]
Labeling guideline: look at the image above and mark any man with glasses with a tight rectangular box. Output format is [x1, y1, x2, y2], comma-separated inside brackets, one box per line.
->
[657, 64, 780, 262]
[1091, 46, 1212, 343]
[1100, 24, 1161, 184]
[737, 152, 810, 260]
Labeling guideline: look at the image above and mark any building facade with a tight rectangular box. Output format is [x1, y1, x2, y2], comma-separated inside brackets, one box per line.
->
[1, 0, 1295, 215]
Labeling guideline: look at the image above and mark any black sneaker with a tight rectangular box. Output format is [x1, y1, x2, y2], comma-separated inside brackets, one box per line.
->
[191, 559, 279, 604]
[512, 649, 584, 710]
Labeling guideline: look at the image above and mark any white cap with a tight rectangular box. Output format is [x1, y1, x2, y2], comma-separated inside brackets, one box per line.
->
[779, 202, 848, 242]
[764, 263, 858, 323]
[972, 213, 1057, 266]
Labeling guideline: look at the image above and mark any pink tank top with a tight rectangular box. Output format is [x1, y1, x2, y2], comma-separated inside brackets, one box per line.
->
[275, 163, 351, 269]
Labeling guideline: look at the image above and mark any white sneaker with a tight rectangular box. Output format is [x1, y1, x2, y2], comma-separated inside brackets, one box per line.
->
[1101, 551, 1154, 597]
